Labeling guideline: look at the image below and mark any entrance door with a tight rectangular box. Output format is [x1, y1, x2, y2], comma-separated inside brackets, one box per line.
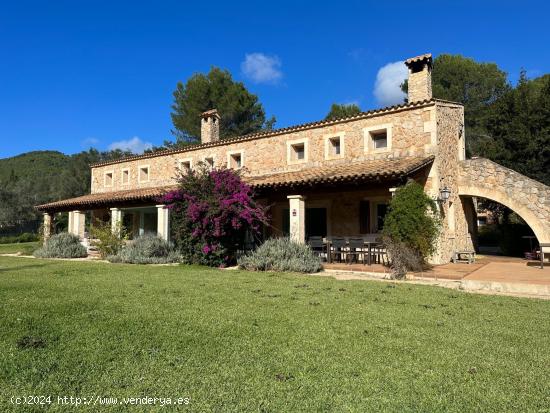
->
[306, 208, 327, 238]
[281, 207, 328, 238]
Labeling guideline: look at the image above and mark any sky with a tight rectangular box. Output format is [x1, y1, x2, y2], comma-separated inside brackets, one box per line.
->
[0, 0, 549, 158]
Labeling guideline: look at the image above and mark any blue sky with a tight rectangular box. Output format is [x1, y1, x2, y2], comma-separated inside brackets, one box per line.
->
[1, 0, 549, 158]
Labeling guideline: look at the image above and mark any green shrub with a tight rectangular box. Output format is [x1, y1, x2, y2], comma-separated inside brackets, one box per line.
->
[107, 235, 181, 264]
[383, 181, 440, 276]
[33, 233, 87, 258]
[0, 232, 39, 244]
[238, 237, 322, 273]
[90, 219, 127, 259]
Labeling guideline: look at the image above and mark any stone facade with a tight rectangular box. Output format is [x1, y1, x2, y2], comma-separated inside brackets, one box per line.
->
[91, 102, 438, 194]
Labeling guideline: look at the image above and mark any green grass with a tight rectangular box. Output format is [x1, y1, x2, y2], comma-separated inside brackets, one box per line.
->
[0, 257, 549, 412]
[0, 242, 38, 255]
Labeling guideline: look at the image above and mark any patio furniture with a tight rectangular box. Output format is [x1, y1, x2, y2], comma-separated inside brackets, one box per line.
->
[329, 237, 347, 263]
[452, 250, 475, 264]
[347, 238, 367, 264]
[308, 236, 327, 261]
[540, 243, 550, 269]
[373, 243, 388, 265]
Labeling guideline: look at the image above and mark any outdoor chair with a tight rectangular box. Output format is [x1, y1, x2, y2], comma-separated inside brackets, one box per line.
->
[347, 238, 367, 265]
[308, 236, 327, 261]
[373, 243, 388, 265]
[330, 237, 347, 263]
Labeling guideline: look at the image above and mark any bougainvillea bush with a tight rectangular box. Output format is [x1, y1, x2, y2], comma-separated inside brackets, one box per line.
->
[160, 164, 268, 267]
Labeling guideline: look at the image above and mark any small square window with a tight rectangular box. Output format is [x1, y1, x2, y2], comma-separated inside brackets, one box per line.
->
[139, 166, 149, 182]
[229, 153, 242, 169]
[292, 143, 305, 160]
[104, 172, 113, 187]
[204, 157, 214, 168]
[179, 160, 191, 172]
[121, 169, 129, 184]
[372, 131, 388, 150]
[330, 137, 341, 155]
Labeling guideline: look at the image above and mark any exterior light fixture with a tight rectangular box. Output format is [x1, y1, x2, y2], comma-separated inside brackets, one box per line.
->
[438, 187, 451, 203]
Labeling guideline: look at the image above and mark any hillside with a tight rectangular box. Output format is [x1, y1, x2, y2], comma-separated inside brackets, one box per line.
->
[0, 149, 132, 226]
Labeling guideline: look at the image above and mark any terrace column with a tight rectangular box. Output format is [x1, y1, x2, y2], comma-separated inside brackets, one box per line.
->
[72, 210, 86, 239]
[110, 208, 122, 236]
[287, 195, 306, 243]
[156, 205, 170, 242]
[67, 211, 74, 234]
[42, 212, 54, 242]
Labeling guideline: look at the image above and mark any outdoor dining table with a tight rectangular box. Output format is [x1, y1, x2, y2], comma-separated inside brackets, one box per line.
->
[325, 238, 379, 265]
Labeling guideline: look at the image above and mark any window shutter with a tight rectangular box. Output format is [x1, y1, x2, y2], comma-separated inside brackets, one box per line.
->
[359, 201, 370, 233]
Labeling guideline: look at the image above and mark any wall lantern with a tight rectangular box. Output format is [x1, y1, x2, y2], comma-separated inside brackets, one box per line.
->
[438, 187, 451, 203]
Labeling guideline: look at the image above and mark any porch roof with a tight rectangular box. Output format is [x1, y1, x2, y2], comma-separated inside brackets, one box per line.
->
[36, 156, 434, 212]
[247, 155, 434, 189]
[36, 186, 176, 212]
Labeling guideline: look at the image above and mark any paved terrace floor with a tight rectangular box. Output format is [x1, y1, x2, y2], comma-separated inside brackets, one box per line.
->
[324, 255, 550, 286]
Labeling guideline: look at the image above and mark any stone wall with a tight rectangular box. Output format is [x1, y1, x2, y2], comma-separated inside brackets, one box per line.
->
[90, 102, 437, 193]
[422, 102, 472, 263]
[458, 158, 550, 243]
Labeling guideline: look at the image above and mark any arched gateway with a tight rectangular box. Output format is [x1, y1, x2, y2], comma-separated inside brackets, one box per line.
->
[458, 158, 550, 244]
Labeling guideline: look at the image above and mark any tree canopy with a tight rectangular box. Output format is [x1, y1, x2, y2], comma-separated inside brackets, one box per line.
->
[324, 103, 361, 120]
[168, 67, 275, 147]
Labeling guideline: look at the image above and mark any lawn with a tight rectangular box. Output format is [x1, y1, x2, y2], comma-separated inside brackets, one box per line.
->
[0, 242, 38, 256]
[0, 256, 549, 412]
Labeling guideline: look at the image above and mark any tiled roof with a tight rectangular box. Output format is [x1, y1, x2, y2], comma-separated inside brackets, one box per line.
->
[90, 99, 440, 168]
[36, 186, 176, 211]
[404, 53, 432, 66]
[248, 156, 434, 189]
[37, 156, 434, 211]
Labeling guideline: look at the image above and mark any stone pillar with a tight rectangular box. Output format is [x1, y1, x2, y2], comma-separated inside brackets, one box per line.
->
[73, 210, 86, 239]
[287, 195, 306, 243]
[43, 212, 54, 242]
[156, 205, 170, 242]
[110, 208, 122, 236]
[67, 211, 74, 234]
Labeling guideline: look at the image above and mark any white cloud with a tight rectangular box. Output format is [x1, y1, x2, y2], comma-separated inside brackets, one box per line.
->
[374, 61, 408, 107]
[108, 136, 152, 154]
[241, 53, 282, 84]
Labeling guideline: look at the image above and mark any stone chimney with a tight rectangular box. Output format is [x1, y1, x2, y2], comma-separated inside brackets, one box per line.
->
[200, 109, 221, 144]
[404, 53, 433, 102]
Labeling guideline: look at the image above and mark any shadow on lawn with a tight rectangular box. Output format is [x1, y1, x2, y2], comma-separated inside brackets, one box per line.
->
[0, 263, 51, 273]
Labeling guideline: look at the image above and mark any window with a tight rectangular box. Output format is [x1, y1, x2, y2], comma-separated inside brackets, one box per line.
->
[372, 131, 388, 149]
[121, 169, 129, 184]
[364, 124, 392, 153]
[293, 143, 305, 161]
[228, 151, 243, 169]
[376, 203, 388, 231]
[178, 159, 192, 172]
[330, 137, 341, 155]
[104, 171, 113, 187]
[139, 166, 150, 182]
[204, 157, 214, 168]
[287, 139, 308, 164]
[359, 200, 370, 233]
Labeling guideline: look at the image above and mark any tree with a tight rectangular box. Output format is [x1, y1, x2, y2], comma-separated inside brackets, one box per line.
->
[482, 73, 550, 185]
[169, 67, 274, 146]
[160, 164, 268, 267]
[382, 181, 440, 276]
[325, 103, 361, 120]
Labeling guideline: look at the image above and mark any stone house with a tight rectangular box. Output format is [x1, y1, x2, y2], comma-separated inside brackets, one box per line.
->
[37, 54, 550, 264]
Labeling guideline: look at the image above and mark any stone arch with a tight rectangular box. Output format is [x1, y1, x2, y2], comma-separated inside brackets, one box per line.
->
[458, 158, 550, 244]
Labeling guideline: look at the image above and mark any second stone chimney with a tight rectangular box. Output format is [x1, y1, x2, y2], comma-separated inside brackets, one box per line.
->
[200, 109, 221, 144]
[404, 53, 433, 102]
